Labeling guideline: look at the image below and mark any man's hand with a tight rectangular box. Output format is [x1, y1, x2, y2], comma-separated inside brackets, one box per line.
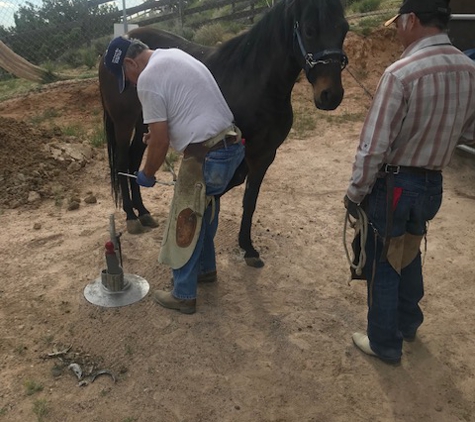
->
[136, 170, 156, 187]
[344, 194, 360, 219]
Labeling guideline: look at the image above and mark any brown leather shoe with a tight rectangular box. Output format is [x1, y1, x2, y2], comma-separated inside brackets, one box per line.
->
[153, 290, 196, 314]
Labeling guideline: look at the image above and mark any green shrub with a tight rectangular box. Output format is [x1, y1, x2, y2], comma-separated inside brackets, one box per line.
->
[24, 380, 44, 396]
[350, 16, 384, 36]
[193, 23, 226, 46]
[353, 0, 382, 13]
[90, 124, 106, 148]
[58, 49, 83, 67]
[32, 399, 49, 421]
[82, 47, 99, 69]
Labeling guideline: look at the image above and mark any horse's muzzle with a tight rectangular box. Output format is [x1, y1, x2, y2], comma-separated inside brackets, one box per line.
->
[315, 88, 344, 110]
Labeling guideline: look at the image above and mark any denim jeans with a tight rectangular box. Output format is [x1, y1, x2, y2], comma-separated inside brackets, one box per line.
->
[172, 141, 245, 299]
[363, 171, 443, 360]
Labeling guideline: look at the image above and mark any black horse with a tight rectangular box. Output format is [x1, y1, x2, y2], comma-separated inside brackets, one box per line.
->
[99, 0, 349, 267]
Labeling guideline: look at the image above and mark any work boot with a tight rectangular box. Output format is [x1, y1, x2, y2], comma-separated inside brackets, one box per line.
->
[153, 290, 196, 314]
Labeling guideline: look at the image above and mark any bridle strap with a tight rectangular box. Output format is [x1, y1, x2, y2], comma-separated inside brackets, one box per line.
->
[293, 21, 348, 73]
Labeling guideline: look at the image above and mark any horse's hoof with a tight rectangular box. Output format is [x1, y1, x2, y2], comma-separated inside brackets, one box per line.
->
[245, 257, 265, 268]
[139, 214, 159, 228]
[127, 219, 147, 234]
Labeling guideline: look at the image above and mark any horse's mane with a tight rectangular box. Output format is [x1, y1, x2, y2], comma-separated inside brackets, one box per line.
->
[207, 0, 344, 72]
[207, 0, 291, 71]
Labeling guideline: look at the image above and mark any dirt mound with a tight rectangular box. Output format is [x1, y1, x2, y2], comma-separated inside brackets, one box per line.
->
[344, 27, 403, 91]
[0, 116, 96, 208]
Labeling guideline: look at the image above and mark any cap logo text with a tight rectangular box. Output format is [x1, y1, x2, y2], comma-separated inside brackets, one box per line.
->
[112, 48, 122, 65]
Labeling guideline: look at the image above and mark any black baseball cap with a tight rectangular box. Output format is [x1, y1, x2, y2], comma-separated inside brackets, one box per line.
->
[385, 0, 451, 27]
[104, 36, 132, 93]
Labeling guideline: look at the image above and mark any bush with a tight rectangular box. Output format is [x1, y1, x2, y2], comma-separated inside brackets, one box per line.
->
[353, 0, 382, 13]
[58, 49, 83, 67]
[82, 47, 99, 69]
[193, 23, 225, 46]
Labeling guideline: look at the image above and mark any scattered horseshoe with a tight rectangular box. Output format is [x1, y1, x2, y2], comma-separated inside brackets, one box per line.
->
[68, 363, 83, 380]
[90, 369, 116, 384]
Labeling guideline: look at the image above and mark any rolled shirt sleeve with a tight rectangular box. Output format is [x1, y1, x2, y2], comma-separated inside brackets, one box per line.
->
[346, 72, 406, 204]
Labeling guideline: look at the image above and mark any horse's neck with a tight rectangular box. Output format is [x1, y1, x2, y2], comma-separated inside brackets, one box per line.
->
[207, 8, 301, 95]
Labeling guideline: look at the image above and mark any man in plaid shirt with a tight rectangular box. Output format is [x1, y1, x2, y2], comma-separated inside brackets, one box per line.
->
[344, 0, 475, 363]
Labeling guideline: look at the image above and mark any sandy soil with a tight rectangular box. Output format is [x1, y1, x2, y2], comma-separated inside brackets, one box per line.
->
[0, 29, 475, 422]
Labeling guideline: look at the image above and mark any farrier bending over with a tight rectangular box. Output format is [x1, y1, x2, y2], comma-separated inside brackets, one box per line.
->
[104, 36, 245, 314]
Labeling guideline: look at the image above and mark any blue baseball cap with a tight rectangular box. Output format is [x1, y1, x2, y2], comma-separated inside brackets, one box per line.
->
[104, 36, 132, 93]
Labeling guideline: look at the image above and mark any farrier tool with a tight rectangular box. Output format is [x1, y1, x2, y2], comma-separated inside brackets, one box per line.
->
[118, 172, 175, 186]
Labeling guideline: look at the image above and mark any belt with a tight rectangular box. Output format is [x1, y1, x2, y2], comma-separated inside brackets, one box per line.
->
[184, 135, 241, 160]
[378, 164, 441, 177]
[207, 134, 240, 151]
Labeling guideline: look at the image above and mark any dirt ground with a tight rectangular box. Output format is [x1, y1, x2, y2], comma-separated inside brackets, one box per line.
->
[1, 29, 475, 422]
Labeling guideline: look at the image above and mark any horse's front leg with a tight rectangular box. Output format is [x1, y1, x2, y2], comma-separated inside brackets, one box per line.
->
[239, 151, 276, 268]
[129, 122, 159, 229]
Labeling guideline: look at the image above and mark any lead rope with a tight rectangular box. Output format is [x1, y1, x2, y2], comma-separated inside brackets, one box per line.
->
[345, 65, 374, 100]
[343, 207, 369, 286]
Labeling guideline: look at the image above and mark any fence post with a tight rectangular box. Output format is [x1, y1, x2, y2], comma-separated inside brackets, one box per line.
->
[122, 0, 128, 34]
[178, 0, 184, 29]
[249, 0, 255, 24]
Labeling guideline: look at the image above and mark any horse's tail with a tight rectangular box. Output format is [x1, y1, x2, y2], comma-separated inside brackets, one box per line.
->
[103, 109, 121, 207]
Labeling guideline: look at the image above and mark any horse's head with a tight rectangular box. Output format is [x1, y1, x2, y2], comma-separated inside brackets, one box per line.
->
[292, 0, 349, 110]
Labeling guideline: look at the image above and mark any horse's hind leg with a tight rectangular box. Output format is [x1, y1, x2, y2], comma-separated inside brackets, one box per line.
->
[128, 122, 159, 228]
[220, 157, 248, 196]
[239, 151, 276, 268]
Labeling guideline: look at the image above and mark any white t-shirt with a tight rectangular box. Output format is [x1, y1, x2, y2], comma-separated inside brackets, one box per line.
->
[137, 48, 234, 152]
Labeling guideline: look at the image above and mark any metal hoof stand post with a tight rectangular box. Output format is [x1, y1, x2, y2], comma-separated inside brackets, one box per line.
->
[84, 215, 149, 308]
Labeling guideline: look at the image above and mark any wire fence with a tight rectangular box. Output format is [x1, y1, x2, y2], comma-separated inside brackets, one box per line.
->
[0, 0, 402, 74]
[0, 0, 473, 81]
[0, 0, 273, 71]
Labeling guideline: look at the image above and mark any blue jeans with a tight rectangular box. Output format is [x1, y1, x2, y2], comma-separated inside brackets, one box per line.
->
[363, 171, 443, 360]
[172, 142, 245, 299]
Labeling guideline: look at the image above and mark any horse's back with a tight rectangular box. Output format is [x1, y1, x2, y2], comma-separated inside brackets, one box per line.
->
[127, 27, 214, 62]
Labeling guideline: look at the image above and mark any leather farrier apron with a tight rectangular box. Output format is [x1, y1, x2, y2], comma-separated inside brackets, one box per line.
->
[159, 125, 241, 269]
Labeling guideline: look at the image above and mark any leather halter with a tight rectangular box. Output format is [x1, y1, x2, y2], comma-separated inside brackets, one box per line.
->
[293, 21, 348, 75]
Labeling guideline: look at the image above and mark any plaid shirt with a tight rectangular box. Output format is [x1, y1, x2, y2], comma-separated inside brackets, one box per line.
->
[347, 33, 475, 204]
